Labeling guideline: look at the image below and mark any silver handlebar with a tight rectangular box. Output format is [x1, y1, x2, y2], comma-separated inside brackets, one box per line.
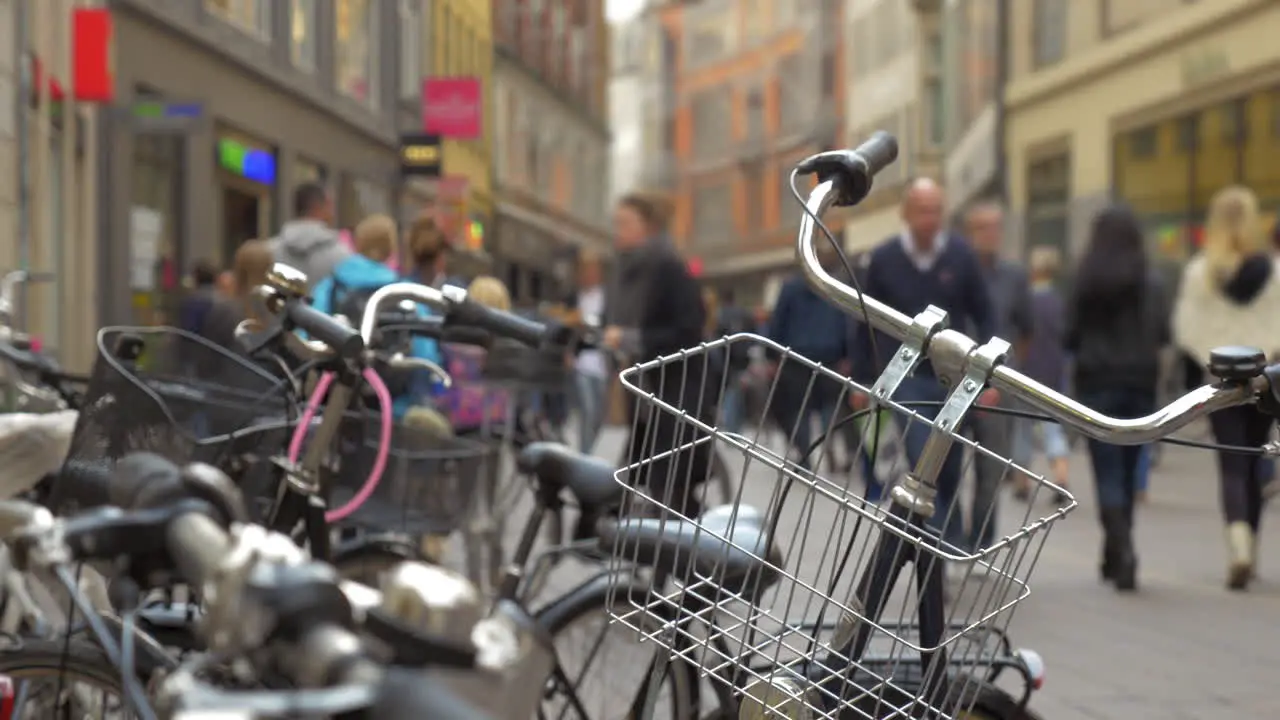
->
[796, 180, 1254, 444]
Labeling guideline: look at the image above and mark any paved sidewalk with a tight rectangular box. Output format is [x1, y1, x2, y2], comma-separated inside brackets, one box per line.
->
[576, 427, 1278, 719]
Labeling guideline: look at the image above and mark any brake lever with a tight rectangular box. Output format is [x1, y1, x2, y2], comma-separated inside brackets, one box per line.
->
[379, 353, 453, 389]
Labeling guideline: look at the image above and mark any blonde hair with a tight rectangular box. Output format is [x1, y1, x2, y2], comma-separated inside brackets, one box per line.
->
[467, 276, 512, 311]
[702, 287, 719, 338]
[354, 214, 398, 263]
[1204, 186, 1265, 282]
[1028, 245, 1061, 279]
[232, 239, 274, 318]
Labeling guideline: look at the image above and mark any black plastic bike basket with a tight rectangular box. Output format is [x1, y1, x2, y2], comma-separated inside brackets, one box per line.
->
[331, 414, 496, 536]
[53, 327, 296, 514]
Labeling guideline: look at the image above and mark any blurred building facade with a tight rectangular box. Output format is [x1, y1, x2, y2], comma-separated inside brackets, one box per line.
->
[413, 0, 494, 278]
[0, 0, 104, 371]
[102, 0, 412, 331]
[609, 2, 666, 204]
[1006, 0, 1280, 275]
[661, 0, 844, 309]
[492, 0, 611, 305]
[840, 0, 936, 256]
[937, 0, 1004, 232]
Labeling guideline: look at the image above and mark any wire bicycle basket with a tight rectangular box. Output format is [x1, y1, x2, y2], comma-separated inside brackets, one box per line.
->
[331, 410, 497, 537]
[604, 333, 1076, 719]
[52, 327, 296, 515]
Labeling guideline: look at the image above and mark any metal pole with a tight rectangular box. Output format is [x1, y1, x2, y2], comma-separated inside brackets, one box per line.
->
[14, 0, 29, 279]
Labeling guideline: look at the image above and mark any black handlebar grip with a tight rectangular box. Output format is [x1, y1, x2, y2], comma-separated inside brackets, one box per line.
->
[852, 131, 899, 178]
[451, 299, 548, 348]
[372, 669, 494, 720]
[286, 300, 365, 360]
[794, 131, 901, 207]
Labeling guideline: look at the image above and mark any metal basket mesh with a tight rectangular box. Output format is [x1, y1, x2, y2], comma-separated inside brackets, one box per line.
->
[332, 412, 498, 536]
[604, 333, 1075, 719]
[53, 327, 295, 514]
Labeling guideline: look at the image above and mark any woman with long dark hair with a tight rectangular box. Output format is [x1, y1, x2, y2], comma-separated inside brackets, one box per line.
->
[1066, 204, 1170, 592]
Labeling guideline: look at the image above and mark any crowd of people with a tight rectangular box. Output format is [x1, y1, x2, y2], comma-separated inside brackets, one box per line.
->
[174, 177, 1280, 596]
[741, 178, 1280, 595]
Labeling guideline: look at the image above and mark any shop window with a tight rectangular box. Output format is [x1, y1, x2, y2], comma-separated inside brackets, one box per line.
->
[1244, 88, 1280, 215]
[1025, 152, 1070, 265]
[205, 0, 271, 39]
[295, 157, 327, 187]
[1128, 127, 1157, 159]
[1194, 107, 1235, 212]
[338, 175, 392, 228]
[1175, 115, 1198, 153]
[291, 0, 317, 71]
[336, 0, 378, 106]
[1115, 120, 1189, 220]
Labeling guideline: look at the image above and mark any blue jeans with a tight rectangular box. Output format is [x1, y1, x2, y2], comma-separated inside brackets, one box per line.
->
[1079, 388, 1155, 511]
[720, 377, 746, 435]
[573, 371, 608, 455]
[893, 376, 966, 550]
[1134, 444, 1152, 492]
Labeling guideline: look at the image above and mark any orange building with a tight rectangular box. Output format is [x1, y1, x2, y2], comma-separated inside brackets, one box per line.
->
[657, 1, 844, 305]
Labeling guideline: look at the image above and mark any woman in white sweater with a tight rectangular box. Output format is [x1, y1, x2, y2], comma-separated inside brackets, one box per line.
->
[1173, 186, 1280, 590]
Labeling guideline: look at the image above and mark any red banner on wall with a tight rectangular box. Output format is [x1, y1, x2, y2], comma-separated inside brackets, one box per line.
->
[422, 77, 482, 139]
[72, 8, 114, 103]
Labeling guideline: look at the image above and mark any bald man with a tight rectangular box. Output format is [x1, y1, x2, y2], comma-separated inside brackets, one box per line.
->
[849, 178, 995, 551]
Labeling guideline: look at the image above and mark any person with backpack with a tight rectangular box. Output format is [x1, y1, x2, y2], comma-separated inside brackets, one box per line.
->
[714, 288, 754, 435]
[310, 214, 444, 418]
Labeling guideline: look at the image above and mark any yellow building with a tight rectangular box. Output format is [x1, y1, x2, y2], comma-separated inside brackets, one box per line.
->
[429, 0, 495, 254]
[1005, 0, 1280, 268]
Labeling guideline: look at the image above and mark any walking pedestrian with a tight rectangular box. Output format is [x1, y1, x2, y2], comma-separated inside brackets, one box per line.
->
[268, 183, 349, 289]
[569, 249, 610, 455]
[1011, 246, 1072, 505]
[405, 215, 463, 290]
[766, 244, 852, 472]
[199, 240, 274, 356]
[602, 191, 713, 519]
[311, 214, 443, 418]
[849, 178, 996, 551]
[177, 259, 220, 337]
[1067, 204, 1170, 593]
[714, 289, 755, 436]
[1173, 186, 1280, 590]
[965, 201, 1033, 550]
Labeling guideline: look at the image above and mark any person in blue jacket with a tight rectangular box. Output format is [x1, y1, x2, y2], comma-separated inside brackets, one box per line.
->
[309, 214, 443, 418]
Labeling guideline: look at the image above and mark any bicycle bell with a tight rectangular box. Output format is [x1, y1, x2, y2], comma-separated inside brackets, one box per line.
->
[265, 263, 310, 298]
[739, 675, 820, 720]
[379, 561, 484, 646]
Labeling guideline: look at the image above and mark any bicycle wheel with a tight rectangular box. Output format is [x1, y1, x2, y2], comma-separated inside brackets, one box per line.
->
[539, 595, 697, 720]
[0, 637, 159, 718]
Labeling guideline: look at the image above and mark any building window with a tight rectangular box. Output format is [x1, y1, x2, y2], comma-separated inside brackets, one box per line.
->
[1032, 0, 1066, 69]
[684, 10, 736, 68]
[399, 0, 422, 100]
[205, 0, 271, 39]
[1128, 126, 1157, 159]
[290, 0, 316, 70]
[1176, 115, 1198, 154]
[691, 183, 732, 248]
[778, 161, 804, 229]
[336, 0, 378, 106]
[776, 52, 807, 135]
[1025, 152, 1070, 264]
[690, 87, 732, 164]
[739, 159, 764, 233]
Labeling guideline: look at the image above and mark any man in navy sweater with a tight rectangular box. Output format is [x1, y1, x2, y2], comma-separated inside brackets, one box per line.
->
[767, 246, 853, 470]
[850, 178, 996, 550]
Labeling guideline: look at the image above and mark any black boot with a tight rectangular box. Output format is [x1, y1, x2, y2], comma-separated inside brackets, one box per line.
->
[1098, 509, 1117, 582]
[1101, 507, 1138, 592]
